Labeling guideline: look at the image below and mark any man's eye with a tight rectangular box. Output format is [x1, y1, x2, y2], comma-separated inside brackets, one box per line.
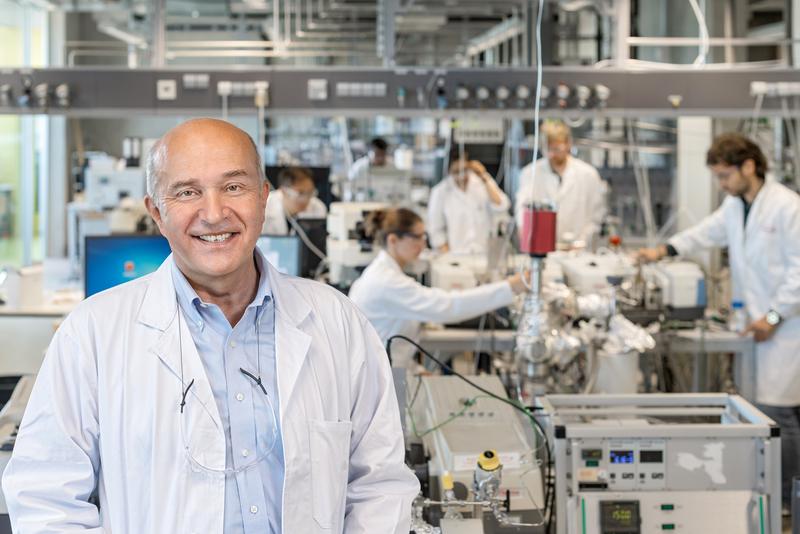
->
[177, 190, 196, 198]
[227, 184, 242, 192]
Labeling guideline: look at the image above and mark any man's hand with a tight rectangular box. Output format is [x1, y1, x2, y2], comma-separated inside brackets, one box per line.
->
[637, 246, 666, 263]
[438, 244, 450, 254]
[508, 271, 530, 295]
[743, 317, 778, 342]
[467, 160, 489, 178]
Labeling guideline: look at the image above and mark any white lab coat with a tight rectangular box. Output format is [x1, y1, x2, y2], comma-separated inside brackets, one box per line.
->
[514, 157, 607, 243]
[2, 256, 418, 533]
[668, 181, 800, 406]
[347, 156, 397, 181]
[262, 189, 328, 235]
[427, 172, 511, 254]
[348, 250, 515, 368]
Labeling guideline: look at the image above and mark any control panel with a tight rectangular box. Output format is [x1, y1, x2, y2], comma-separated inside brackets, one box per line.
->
[580, 491, 763, 533]
[576, 441, 667, 491]
[564, 437, 768, 533]
[2, 67, 800, 117]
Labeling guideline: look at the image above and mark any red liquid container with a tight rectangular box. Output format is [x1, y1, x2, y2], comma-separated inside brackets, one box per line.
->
[519, 205, 557, 256]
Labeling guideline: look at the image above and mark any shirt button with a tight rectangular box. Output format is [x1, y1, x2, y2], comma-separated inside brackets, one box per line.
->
[242, 449, 250, 457]
[250, 505, 258, 514]
[236, 393, 245, 402]
[230, 341, 237, 348]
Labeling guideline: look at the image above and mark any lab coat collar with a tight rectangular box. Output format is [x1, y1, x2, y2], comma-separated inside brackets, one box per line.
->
[376, 249, 404, 274]
[258, 252, 314, 414]
[138, 255, 223, 433]
[446, 170, 479, 192]
[138, 254, 181, 331]
[743, 180, 772, 235]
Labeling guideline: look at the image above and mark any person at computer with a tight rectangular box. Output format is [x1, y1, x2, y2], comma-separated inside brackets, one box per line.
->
[349, 207, 527, 370]
[263, 166, 327, 235]
[348, 137, 391, 181]
[346, 137, 394, 201]
[427, 147, 511, 254]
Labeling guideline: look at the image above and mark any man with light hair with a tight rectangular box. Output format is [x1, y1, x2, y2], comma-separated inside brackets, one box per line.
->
[514, 120, 608, 245]
[3, 118, 418, 533]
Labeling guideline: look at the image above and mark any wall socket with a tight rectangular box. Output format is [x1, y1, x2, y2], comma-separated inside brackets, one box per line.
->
[156, 79, 177, 101]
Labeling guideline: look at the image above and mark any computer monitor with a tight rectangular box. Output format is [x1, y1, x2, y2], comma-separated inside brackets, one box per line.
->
[265, 165, 335, 208]
[256, 235, 302, 277]
[295, 218, 328, 277]
[84, 234, 172, 298]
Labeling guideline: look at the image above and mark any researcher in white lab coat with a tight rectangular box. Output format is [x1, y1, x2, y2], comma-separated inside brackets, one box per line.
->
[263, 166, 327, 235]
[2, 119, 418, 533]
[639, 133, 800, 509]
[349, 207, 527, 369]
[427, 147, 511, 254]
[345, 137, 395, 201]
[348, 137, 391, 183]
[514, 120, 607, 245]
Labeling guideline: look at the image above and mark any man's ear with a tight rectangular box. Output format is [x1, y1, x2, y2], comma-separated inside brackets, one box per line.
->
[742, 158, 756, 178]
[144, 196, 164, 231]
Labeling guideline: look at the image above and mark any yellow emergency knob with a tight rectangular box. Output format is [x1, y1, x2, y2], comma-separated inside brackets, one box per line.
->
[477, 450, 501, 471]
[442, 471, 454, 491]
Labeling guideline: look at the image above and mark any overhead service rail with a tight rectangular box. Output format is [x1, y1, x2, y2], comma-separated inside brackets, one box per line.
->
[1, 67, 800, 118]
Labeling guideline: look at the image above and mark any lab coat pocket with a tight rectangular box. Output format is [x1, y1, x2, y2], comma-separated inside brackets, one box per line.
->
[309, 419, 352, 530]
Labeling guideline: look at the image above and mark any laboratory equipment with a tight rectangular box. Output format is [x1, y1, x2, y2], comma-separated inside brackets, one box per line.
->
[639, 261, 707, 321]
[407, 374, 545, 532]
[362, 167, 412, 204]
[540, 393, 781, 534]
[518, 203, 557, 257]
[83, 167, 146, 209]
[0, 375, 36, 533]
[326, 202, 387, 286]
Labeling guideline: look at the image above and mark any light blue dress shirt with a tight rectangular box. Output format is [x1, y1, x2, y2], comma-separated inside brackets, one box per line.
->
[172, 251, 284, 533]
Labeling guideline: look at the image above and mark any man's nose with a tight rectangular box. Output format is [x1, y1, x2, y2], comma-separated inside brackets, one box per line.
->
[199, 191, 228, 224]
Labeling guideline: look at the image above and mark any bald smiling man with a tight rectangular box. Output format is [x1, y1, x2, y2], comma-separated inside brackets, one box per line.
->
[2, 119, 418, 534]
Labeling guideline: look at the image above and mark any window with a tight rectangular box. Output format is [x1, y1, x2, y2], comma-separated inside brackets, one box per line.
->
[0, 1, 49, 267]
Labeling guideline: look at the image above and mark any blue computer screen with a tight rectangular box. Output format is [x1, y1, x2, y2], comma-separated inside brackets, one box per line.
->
[256, 235, 301, 276]
[84, 235, 172, 297]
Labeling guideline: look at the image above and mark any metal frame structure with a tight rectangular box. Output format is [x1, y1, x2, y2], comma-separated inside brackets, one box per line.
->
[540, 393, 781, 534]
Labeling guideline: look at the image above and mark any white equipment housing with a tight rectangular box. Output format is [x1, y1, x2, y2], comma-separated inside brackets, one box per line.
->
[410, 375, 545, 515]
[549, 252, 636, 295]
[642, 260, 707, 311]
[541, 394, 781, 534]
[326, 202, 387, 286]
[84, 167, 146, 209]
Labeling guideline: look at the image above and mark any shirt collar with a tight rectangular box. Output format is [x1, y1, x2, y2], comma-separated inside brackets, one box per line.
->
[170, 249, 273, 325]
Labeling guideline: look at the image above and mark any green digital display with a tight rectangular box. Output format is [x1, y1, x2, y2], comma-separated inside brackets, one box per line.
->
[600, 501, 641, 534]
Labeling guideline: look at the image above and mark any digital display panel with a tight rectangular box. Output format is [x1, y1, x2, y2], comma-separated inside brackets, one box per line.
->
[600, 500, 641, 534]
[609, 450, 634, 464]
[640, 450, 664, 463]
[85, 235, 171, 297]
[582, 449, 603, 460]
